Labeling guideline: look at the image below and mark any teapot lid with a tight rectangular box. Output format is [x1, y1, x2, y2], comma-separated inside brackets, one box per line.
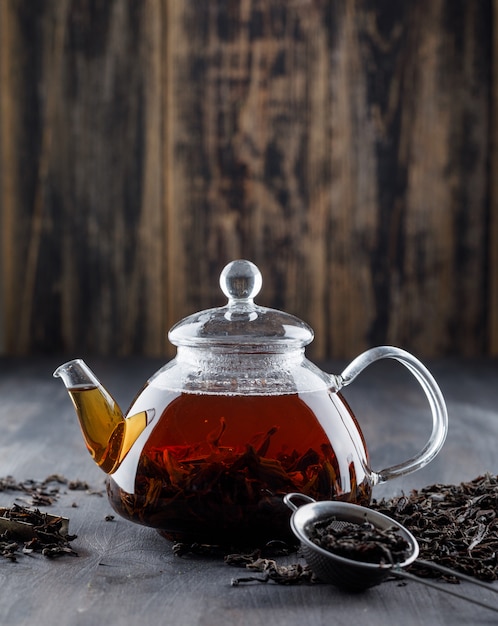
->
[168, 260, 314, 349]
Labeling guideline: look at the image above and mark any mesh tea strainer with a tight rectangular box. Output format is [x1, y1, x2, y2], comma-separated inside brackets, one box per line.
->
[284, 493, 498, 613]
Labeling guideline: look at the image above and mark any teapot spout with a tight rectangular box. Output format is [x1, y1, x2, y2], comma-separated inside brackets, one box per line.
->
[53, 359, 154, 474]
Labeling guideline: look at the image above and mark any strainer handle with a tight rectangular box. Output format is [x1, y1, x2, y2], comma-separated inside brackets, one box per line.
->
[337, 346, 448, 484]
[392, 567, 498, 613]
[283, 493, 316, 512]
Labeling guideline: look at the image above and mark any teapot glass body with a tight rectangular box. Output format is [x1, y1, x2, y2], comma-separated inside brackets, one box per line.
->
[106, 346, 370, 545]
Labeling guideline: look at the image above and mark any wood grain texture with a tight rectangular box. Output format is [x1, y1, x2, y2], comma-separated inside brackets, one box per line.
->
[0, 0, 494, 359]
[491, 0, 498, 354]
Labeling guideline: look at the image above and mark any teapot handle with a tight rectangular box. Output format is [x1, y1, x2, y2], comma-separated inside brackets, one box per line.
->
[337, 346, 448, 484]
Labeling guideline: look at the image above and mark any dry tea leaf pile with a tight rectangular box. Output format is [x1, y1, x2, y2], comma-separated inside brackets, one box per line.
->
[0, 474, 103, 562]
[372, 474, 498, 582]
[0, 504, 77, 561]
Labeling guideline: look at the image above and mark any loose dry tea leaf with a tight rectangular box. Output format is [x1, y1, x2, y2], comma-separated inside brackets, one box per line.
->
[0, 504, 78, 560]
[227, 550, 316, 586]
[0, 474, 104, 507]
[172, 542, 225, 557]
[68, 480, 92, 491]
[169, 542, 315, 585]
[0, 476, 60, 506]
[309, 519, 411, 565]
[0, 541, 18, 561]
[372, 473, 498, 582]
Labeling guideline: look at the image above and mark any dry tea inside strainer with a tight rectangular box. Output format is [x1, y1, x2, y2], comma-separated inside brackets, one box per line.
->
[284, 494, 498, 613]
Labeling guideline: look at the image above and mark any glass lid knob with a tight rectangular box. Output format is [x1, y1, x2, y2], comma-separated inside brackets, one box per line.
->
[220, 259, 262, 302]
[168, 259, 313, 348]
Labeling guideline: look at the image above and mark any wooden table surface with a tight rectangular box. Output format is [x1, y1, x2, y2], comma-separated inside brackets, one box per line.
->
[0, 356, 497, 625]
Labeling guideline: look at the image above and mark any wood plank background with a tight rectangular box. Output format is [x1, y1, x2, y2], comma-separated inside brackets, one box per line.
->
[0, 0, 495, 360]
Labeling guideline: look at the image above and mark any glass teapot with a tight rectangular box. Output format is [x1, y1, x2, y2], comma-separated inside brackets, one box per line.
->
[54, 260, 448, 546]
